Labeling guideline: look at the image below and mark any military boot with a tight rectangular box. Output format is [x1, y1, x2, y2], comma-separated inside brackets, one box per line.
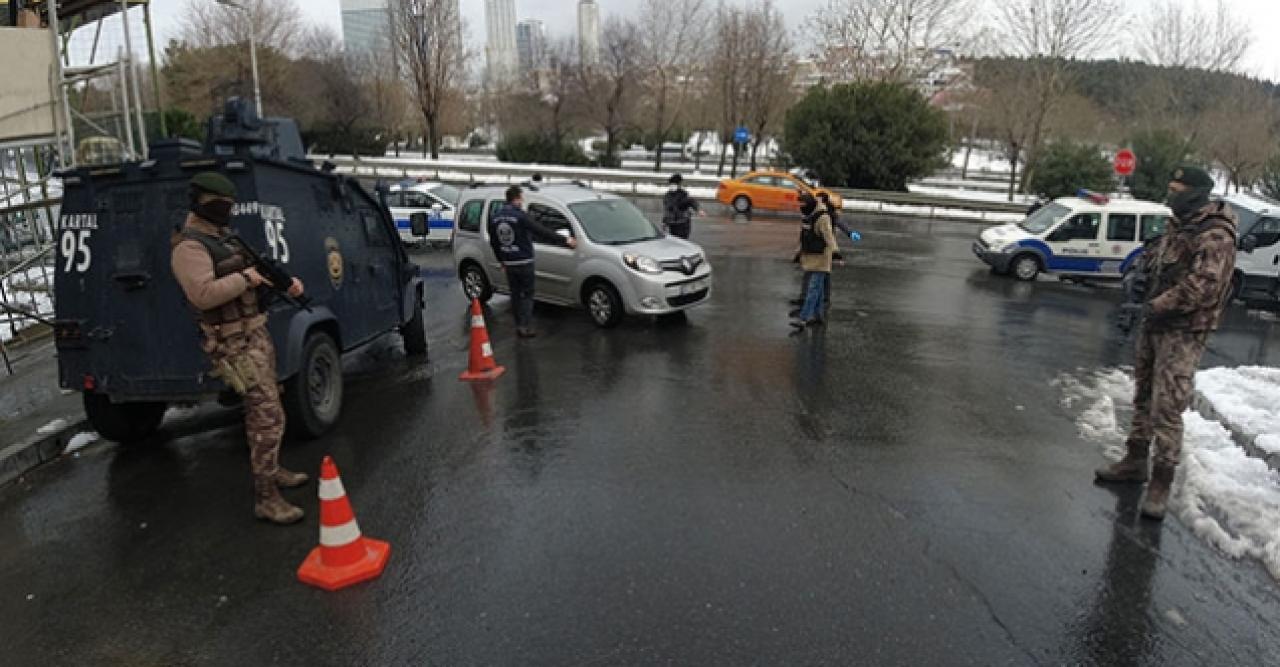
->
[254, 475, 304, 525]
[1141, 464, 1176, 521]
[273, 467, 310, 489]
[1095, 439, 1150, 483]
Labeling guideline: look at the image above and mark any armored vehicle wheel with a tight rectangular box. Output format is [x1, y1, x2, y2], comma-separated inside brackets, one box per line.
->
[83, 393, 167, 444]
[460, 261, 493, 302]
[402, 294, 429, 357]
[285, 332, 343, 440]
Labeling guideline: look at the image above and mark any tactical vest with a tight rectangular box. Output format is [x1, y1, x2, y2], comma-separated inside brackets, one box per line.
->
[1147, 214, 1237, 331]
[176, 229, 261, 326]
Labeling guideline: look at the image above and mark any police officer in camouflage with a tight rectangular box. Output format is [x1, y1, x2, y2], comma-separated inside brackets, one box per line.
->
[171, 172, 309, 525]
[1096, 166, 1238, 521]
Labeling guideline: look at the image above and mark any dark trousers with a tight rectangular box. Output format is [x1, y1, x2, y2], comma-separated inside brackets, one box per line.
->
[667, 222, 691, 239]
[506, 263, 536, 329]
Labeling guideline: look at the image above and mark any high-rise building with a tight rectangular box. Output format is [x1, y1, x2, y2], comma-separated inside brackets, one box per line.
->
[516, 19, 546, 73]
[340, 0, 395, 61]
[577, 0, 600, 66]
[485, 0, 519, 83]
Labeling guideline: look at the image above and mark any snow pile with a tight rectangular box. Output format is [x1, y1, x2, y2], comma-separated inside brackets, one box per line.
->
[36, 418, 67, 436]
[1057, 366, 1280, 581]
[63, 432, 99, 454]
[1195, 366, 1280, 454]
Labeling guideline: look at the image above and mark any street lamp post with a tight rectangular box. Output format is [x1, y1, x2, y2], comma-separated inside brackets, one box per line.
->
[215, 0, 263, 118]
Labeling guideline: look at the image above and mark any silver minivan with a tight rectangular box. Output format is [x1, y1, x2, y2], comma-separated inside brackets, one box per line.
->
[448, 183, 713, 327]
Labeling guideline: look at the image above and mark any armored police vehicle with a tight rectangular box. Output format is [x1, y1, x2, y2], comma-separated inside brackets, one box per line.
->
[54, 99, 427, 443]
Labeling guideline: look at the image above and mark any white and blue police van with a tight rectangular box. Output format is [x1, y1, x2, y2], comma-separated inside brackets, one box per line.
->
[1221, 193, 1280, 305]
[388, 180, 459, 245]
[974, 192, 1171, 281]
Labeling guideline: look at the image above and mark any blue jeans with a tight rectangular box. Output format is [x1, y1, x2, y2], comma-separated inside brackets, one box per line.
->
[799, 271, 828, 321]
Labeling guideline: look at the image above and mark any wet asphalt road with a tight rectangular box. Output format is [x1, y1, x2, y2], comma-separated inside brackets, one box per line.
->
[3, 204, 1280, 665]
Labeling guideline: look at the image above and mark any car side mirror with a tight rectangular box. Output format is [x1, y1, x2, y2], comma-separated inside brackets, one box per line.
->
[1240, 234, 1258, 253]
[555, 228, 571, 239]
[409, 212, 429, 237]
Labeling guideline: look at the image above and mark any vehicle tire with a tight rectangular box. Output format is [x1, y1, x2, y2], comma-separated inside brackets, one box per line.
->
[284, 332, 343, 440]
[585, 281, 625, 328]
[732, 195, 752, 214]
[401, 289, 428, 357]
[1011, 254, 1041, 282]
[1230, 271, 1245, 303]
[460, 261, 493, 302]
[83, 393, 166, 444]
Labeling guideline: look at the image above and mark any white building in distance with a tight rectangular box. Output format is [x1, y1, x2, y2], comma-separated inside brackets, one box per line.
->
[577, 0, 600, 66]
[340, 0, 395, 61]
[485, 0, 519, 83]
[516, 19, 546, 73]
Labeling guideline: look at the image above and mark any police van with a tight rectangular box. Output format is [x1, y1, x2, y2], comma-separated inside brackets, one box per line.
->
[387, 180, 458, 245]
[1221, 193, 1280, 304]
[973, 192, 1170, 281]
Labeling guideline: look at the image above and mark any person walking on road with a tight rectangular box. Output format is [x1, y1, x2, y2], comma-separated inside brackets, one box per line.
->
[662, 174, 704, 240]
[489, 186, 577, 338]
[170, 172, 309, 525]
[1095, 166, 1238, 520]
[791, 191, 838, 330]
[791, 191, 860, 314]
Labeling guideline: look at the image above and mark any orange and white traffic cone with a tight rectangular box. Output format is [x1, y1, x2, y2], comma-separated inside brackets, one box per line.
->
[460, 298, 506, 382]
[297, 456, 391, 592]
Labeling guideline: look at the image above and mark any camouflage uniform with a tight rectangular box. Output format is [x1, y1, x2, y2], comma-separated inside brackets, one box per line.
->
[172, 215, 306, 524]
[1101, 195, 1237, 518]
[1128, 201, 1238, 466]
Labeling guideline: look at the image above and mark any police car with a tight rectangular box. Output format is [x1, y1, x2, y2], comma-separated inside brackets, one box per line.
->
[1221, 193, 1280, 304]
[387, 180, 458, 245]
[974, 192, 1171, 281]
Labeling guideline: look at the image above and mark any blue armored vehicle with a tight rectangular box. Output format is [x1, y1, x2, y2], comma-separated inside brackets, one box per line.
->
[53, 99, 427, 442]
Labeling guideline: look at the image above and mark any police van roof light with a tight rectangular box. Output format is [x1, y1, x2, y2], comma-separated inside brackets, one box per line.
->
[1076, 189, 1110, 205]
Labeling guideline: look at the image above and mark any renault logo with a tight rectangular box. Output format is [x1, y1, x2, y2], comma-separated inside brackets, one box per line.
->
[681, 257, 693, 274]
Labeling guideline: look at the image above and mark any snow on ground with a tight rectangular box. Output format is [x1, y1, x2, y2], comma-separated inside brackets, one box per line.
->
[1057, 367, 1280, 581]
[1196, 366, 1280, 454]
[36, 418, 67, 436]
[63, 432, 99, 454]
[949, 148, 1014, 174]
[909, 184, 1036, 205]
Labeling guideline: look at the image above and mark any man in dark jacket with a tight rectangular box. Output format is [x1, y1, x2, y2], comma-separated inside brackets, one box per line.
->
[489, 186, 577, 338]
[1095, 166, 1238, 521]
[662, 174, 704, 239]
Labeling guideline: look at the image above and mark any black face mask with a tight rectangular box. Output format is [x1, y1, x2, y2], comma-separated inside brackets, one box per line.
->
[1167, 187, 1210, 221]
[193, 198, 235, 227]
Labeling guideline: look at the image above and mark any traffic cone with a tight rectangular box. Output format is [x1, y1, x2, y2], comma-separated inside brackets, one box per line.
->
[297, 456, 391, 592]
[460, 298, 506, 382]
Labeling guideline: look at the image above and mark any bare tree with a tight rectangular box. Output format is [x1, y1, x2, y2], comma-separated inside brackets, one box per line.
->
[740, 0, 793, 171]
[994, 0, 1120, 192]
[808, 0, 974, 83]
[1138, 0, 1253, 73]
[638, 0, 711, 172]
[1203, 87, 1276, 193]
[180, 0, 306, 54]
[579, 19, 643, 167]
[392, 0, 469, 159]
[710, 6, 750, 177]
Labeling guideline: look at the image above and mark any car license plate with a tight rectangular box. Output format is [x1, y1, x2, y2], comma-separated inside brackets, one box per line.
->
[677, 279, 706, 296]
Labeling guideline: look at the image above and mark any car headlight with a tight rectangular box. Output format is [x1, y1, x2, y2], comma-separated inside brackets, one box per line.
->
[623, 253, 663, 274]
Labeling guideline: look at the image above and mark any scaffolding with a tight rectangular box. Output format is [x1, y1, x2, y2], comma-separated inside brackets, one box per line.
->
[0, 0, 159, 373]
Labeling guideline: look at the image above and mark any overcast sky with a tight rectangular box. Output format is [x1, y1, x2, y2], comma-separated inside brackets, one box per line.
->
[140, 0, 1280, 82]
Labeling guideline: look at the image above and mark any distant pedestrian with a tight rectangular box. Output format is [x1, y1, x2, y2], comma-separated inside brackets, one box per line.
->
[488, 186, 577, 338]
[662, 174, 704, 240]
[791, 191, 859, 313]
[790, 191, 837, 330]
[1095, 165, 1238, 520]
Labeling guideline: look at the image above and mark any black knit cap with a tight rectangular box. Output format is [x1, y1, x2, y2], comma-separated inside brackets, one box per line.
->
[1170, 165, 1214, 189]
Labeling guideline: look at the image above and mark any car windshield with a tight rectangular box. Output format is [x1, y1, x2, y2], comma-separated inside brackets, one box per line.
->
[569, 198, 662, 245]
[1020, 202, 1071, 234]
[429, 184, 460, 206]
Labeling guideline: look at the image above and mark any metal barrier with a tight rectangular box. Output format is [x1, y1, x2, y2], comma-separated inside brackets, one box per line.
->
[1, 142, 60, 372]
[319, 155, 1029, 221]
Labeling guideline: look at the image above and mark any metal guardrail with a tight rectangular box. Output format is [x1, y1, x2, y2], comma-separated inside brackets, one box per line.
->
[320, 156, 1030, 221]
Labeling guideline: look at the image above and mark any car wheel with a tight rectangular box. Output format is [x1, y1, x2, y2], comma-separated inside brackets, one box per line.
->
[585, 281, 625, 328]
[401, 289, 428, 357]
[285, 332, 343, 440]
[460, 262, 493, 302]
[732, 195, 752, 214]
[1012, 254, 1040, 282]
[83, 393, 167, 444]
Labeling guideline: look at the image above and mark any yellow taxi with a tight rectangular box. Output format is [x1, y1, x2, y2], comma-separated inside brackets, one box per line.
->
[716, 171, 844, 214]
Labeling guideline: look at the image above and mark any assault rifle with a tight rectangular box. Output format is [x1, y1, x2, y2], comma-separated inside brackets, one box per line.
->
[226, 235, 313, 312]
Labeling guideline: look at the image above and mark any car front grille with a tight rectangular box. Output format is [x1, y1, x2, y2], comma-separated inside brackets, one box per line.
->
[659, 255, 704, 276]
[667, 289, 710, 307]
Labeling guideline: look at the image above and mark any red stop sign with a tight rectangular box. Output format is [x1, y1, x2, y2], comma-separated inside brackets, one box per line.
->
[1114, 149, 1136, 176]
